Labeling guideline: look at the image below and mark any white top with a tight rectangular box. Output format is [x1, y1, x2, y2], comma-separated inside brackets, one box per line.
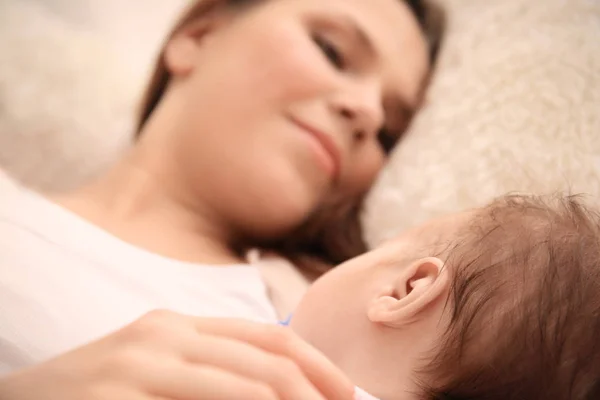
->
[0, 172, 279, 375]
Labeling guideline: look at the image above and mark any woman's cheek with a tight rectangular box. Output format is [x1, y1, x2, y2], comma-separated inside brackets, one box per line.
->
[342, 150, 385, 195]
[253, 25, 339, 102]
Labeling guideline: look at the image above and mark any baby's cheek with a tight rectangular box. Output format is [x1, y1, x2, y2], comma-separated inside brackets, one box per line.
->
[297, 278, 362, 352]
[289, 279, 340, 341]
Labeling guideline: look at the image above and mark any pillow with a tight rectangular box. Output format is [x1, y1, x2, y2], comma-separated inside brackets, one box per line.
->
[0, 0, 188, 191]
[364, 0, 600, 246]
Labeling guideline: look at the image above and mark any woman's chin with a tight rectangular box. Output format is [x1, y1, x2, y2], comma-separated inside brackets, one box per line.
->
[237, 188, 324, 243]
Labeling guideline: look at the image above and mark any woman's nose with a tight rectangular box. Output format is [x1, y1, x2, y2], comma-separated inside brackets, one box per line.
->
[329, 80, 384, 143]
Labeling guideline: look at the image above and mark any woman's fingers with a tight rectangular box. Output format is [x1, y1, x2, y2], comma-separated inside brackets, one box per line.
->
[148, 363, 281, 400]
[155, 332, 326, 400]
[109, 311, 353, 400]
[187, 318, 354, 400]
[0, 312, 353, 400]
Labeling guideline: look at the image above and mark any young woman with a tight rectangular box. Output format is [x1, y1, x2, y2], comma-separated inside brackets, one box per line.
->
[0, 0, 442, 398]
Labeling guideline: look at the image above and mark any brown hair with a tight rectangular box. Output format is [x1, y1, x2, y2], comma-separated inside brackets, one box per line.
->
[417, 194, 600, 399]
[136, 0, 446, 277]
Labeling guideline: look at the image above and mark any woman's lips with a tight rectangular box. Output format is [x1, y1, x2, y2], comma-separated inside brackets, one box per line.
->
[289, 117, 341, 180]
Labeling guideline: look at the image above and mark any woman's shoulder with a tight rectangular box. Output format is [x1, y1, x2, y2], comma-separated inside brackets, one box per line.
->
[0, 172, 94, 266]
[0, 171, 41, 227]
[0, 169, 22, 193]
[0, 171, 54, 224]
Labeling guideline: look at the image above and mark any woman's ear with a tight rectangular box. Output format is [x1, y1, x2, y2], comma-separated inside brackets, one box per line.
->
[367, 257, 450, 328]
[164, 17, 221, 77]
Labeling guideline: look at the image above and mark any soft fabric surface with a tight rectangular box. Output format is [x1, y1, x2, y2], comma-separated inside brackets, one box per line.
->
[364, 0, 600, 245]
[0, 0, 187, 190]
[0, 0, 599, 246]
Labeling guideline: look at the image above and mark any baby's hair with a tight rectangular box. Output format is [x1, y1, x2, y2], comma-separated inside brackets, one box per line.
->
[418, 194, 600, 399]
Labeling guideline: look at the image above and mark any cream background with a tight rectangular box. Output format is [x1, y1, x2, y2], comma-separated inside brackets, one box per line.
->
[364, 0, 600, 245]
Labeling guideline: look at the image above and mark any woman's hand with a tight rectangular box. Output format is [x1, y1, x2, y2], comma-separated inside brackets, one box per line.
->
[0, 310, 354, 400]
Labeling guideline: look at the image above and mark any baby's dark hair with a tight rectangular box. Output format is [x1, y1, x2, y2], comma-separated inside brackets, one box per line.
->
[418, 194, 600, 399]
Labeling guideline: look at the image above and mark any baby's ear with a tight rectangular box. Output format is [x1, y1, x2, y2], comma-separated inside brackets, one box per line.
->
[367, 257, 450, 328]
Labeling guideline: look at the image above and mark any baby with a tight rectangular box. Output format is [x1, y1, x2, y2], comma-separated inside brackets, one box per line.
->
[289, 194, 600, 399]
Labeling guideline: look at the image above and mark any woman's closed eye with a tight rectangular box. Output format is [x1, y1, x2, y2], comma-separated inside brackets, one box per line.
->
[313, 34, 346, 70]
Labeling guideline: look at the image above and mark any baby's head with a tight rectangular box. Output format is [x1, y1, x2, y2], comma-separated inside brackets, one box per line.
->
[290, 194, 600, 399]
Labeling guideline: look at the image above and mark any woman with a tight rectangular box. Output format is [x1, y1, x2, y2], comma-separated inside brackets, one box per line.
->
[0, 0, 442, 398]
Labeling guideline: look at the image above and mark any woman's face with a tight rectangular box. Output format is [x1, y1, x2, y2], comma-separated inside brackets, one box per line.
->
[159, 0, 429, 240]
